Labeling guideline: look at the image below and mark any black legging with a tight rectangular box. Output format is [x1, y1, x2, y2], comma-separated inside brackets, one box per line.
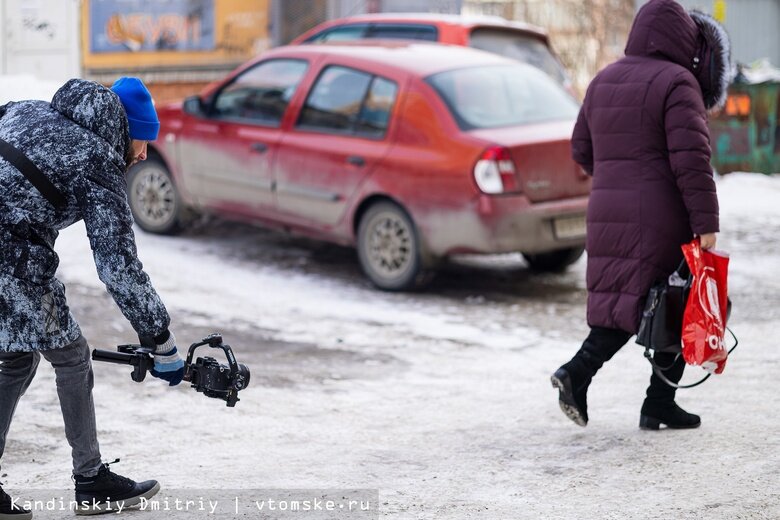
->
[576, 327, 686, 403]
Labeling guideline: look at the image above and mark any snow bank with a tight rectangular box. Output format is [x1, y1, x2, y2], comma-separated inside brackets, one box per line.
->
[0, 74, 61, 104]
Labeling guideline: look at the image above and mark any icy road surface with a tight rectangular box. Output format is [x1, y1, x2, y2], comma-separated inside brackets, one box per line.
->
[3, 173, 779, 519]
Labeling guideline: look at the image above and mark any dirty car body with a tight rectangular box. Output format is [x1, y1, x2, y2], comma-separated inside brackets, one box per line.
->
[134, 42, 590, 290]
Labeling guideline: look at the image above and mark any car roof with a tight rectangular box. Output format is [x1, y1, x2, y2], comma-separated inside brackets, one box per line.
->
[303, 12, 548, 38]
[264, 40, 514, 77]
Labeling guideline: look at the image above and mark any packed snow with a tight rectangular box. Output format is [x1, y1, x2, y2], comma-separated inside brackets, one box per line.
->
[1, 74, 778, 519]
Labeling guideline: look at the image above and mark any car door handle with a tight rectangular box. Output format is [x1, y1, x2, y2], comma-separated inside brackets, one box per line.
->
[250, 142, 268, 153]
[347, 155, 365, 167]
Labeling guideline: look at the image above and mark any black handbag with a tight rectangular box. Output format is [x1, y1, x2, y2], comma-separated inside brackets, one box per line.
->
[636, 260, 691, 353]
[636, 259, 736, 389]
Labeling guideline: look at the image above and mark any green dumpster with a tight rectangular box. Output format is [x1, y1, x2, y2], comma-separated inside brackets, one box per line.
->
[710, 79, 780, 174]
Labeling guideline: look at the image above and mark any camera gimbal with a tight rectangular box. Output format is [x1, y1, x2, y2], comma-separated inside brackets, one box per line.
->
[92, 333, 250, 407]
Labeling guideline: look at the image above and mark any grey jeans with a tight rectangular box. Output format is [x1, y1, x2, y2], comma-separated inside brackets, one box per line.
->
[0, 336, 102, 477]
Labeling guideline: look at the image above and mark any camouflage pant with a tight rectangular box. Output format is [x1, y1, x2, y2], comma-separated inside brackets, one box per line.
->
[0, 336, 102, 477]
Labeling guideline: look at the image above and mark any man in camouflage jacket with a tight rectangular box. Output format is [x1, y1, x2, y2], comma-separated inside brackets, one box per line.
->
[0, 78, 183, 517]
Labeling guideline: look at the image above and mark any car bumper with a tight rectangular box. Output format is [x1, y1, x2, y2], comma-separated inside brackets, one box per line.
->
[420, 194, 589, 256]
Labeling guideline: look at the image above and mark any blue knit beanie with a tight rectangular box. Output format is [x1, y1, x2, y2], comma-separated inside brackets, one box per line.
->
[111, 77, 160, 141]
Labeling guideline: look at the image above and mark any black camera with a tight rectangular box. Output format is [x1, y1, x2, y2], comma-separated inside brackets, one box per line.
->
[92, 333, 250, 407]
[183, 334, 250, 407]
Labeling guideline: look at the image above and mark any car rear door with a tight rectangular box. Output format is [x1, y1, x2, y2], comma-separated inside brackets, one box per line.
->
[274, 63, 404, 228]
[177, 58, 309, 214]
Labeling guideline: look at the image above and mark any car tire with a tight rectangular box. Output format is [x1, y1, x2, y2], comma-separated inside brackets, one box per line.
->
[523, 246, 585, 273]
[357, 201, 433, 291]
[126, 158, 186, 235]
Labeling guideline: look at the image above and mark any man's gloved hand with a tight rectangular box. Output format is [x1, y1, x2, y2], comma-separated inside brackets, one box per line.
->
[150, 331, 185, 386]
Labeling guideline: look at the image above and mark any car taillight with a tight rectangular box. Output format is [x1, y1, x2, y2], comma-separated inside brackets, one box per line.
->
[473, 146, 520, 194]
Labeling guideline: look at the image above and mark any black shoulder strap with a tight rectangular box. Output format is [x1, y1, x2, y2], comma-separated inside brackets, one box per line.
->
[0, 137, 67, 211]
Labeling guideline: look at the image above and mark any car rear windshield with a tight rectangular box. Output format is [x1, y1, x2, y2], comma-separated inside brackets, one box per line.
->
[469, 28, 568, 85]
[426, 64, 579, 130]
[305, 23, 438, 43]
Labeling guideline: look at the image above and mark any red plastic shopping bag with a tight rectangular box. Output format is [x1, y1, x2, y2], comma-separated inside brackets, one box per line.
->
[681, 239, 730, 374]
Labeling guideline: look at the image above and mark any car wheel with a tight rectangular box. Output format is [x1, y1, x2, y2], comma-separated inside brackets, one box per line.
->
[357, 201, 432, 291]
[126, 158, 185, 234]
[523, 246, 585, 273]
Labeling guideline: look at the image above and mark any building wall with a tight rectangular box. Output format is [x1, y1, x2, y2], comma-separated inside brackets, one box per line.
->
[636, 0, 780, 67]
[379, 0, 462, 12]
[0, 0, 81, 82]
[326, 0, 461, 18]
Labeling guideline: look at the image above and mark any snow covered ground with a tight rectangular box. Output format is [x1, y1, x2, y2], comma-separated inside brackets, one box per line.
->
[1, 172, 776, 519]
[1, 76, 778, 520]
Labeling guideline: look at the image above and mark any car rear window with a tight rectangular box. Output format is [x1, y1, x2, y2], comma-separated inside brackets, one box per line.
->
[426, 64, 579, 130]
[305, 23, 437, 44]
[366, 23, 438, 41]
[469, 28, 568, 85]
[305, 24, 369, 43]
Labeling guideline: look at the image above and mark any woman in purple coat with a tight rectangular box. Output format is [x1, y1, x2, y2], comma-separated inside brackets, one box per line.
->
[551, 0, 731, 429]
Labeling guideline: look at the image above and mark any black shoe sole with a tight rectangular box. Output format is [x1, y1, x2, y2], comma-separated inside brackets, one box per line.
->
[639, 414, 701, 430]
[74, 482, 160, 516]
[551, 370, 587, 427]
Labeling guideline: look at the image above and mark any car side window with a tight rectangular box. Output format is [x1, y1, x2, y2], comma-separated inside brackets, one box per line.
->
[212, 59, 308, 126]
[305, 24, 369, 43]
[356, 78, 398, 138]
[366, 23, 438, 42]
[297, 66, 398, 139]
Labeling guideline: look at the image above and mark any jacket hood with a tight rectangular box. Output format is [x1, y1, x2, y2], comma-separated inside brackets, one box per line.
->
[689, 10, 732, 111]
[50, 79, 130, 163]
[625, 0, 699, 68]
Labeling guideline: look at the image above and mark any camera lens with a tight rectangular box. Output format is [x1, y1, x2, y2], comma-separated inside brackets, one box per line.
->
[235, 364, 250, 390]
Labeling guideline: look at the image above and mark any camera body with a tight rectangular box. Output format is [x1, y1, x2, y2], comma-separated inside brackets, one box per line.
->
[92, 333, 250, 407]
[184, 334, 250, 407]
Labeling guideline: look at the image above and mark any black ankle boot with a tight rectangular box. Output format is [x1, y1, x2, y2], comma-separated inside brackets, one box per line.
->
[639, 401, 701, 430]
[551, 366, 591, 426]
[73, 460, 159, 516]
[0, 486, 32, 520]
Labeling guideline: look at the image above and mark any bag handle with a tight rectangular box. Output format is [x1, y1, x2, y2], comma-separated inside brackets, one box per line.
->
[643, 327, 738, 389]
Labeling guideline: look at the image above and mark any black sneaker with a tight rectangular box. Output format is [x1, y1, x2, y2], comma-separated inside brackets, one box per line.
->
[639, 401, 701, 430]
[0, 486, 32, 520]
[73, 460, 160, 516]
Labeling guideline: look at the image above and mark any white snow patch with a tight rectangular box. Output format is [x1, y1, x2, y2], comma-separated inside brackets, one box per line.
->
[0, 74, 61, 104]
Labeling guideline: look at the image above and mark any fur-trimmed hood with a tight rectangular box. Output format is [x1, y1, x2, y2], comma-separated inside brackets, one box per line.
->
[689, 10, 732, 111]
[626, 0, 732, 111]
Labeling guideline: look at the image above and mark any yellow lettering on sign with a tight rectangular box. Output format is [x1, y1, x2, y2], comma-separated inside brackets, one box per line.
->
[713, 0, 726, 23]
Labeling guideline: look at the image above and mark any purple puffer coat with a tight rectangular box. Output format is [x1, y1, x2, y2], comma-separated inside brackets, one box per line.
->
[572, 0, 729, 334]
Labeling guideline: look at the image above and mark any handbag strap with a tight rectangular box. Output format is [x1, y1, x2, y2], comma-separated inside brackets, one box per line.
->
[644, 327, 738, 389]
[674, 258, 691, 279]
[0, 137, 67, 211]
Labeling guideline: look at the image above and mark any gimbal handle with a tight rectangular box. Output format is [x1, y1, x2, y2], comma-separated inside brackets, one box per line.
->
[91, 345, 154, 382]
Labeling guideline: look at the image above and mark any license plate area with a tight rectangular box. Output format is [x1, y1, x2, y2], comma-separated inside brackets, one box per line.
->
[553, 215, 586, 240]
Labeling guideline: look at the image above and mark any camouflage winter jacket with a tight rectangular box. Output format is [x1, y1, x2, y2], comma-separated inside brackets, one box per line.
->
[0, 79, 169, 352]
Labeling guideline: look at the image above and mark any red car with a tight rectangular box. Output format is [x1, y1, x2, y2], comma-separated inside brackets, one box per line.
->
[128, 42, 590, 290]
[292, 13, 572, 91]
